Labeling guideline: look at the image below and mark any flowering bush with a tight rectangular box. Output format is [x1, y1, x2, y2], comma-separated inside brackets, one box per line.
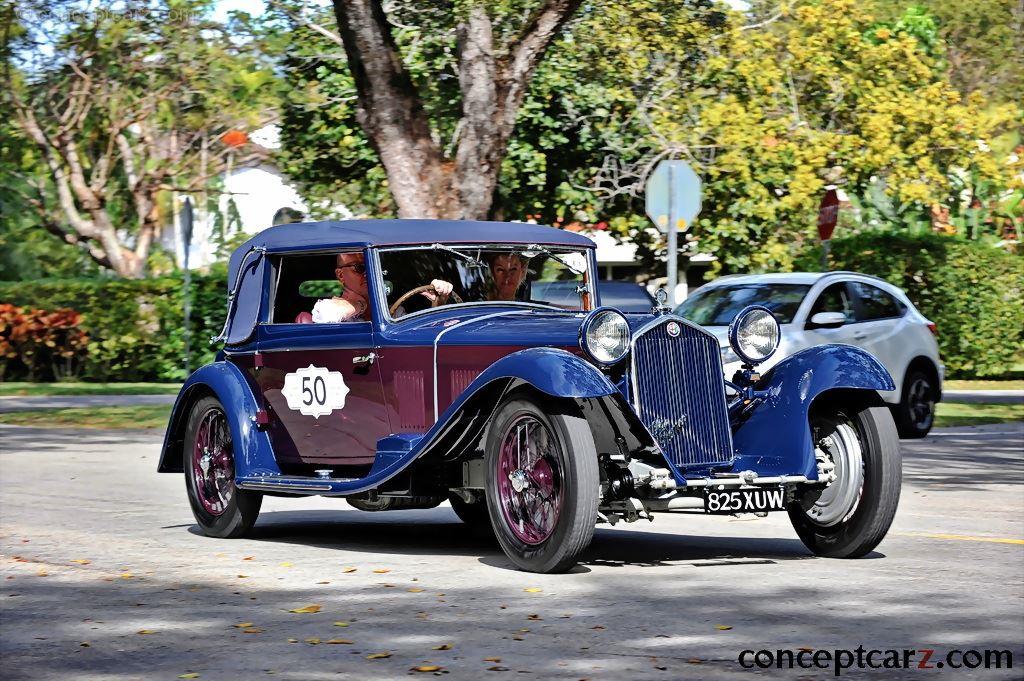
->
[0, 303, 90, 381]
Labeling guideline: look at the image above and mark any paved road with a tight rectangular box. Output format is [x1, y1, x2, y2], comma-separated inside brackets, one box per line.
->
[1, 423, 1022, 680]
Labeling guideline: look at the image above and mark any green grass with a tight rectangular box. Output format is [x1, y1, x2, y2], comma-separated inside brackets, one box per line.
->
[0, 405, 172, 429]
[934, 402, 1024, 428]
[0, 400, 1020, 431]
[944, 379, 1024, 391]
[0, 382, 181, 396]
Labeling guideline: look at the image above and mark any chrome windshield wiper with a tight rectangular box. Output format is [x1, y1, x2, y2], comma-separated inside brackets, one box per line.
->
[431, 243, 486, 268]
[523, 243, 586, 275]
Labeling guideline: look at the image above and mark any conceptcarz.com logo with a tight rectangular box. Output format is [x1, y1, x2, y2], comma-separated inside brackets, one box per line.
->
[738, 647, 1013, 676]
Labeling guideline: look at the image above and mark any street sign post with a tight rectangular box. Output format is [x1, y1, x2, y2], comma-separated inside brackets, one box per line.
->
[645, 160, 701, 306]
[817, 187, 840, 271]
[181, 197, 194, 374]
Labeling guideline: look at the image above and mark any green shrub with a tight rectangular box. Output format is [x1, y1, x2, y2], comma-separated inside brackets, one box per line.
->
[797, 233, 1024, 378]
[0, 269, 227, 382]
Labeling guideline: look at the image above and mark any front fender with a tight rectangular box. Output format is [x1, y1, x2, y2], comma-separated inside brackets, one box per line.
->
[730, 344, 895, 479]
[157, 361, 278, 478]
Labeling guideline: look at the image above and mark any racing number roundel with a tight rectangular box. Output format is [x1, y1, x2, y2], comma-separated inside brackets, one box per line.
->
[281, 364, 350, 419]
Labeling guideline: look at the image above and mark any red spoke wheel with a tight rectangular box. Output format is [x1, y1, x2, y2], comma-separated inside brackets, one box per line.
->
[485, 397, 599, 573]
[183, 396, 262, 538]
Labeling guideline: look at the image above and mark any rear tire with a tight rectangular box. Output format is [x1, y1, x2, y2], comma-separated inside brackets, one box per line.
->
[485, 397, 599, 573]
[892, 369, 936, 439]
[449, 493, 493, 534]
[788, 403, 901, 558]
[183, 396, 262, 538]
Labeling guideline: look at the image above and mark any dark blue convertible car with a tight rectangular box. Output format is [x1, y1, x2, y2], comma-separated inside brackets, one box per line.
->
[159, 220, 901, 573]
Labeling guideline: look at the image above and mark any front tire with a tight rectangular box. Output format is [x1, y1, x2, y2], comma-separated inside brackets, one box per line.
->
[893, 369, 936, 439]
[485, 397, 599, 573]
[183, 396, 262, 538]
[788, 403, 901, 558]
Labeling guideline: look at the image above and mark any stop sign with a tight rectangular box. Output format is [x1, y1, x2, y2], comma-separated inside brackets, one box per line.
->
[818, 188, 840, 241]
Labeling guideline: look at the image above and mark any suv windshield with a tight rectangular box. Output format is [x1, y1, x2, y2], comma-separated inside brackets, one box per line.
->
[377, 245, 592, 319]
[675, 283, 810, 325]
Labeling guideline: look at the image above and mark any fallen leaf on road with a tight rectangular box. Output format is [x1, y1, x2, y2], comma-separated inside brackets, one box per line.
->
[408, 588, 424, 593]
[242, 628, 263, 634]
[233, 623, 254, 628]
[178, 674, 200, 679]
[70, 559, 91, 565]
[304, 638, 321, 645]
[279, 562, 293, 568]
[591, 626, 605, 630]
[342, 567, 357, 573]
[411, 666, 441, 672]
[288, 605, 322, 613]
[487, 666, 510, 672]
[366, 652, 391, 659]
[512, 636, 524, 641]
[527, 614, 542, 620]
[333, 621, 349, 627]
[242, 556, 254, 561]
[79, 642, 90, 647]
[483, 657, 501, 662]
[654, 665, 668, 670]
[286, 638, 298, 644]
[326, 639, 353, 644]
[237, 575, 248, 579]
[317, 581, 330, 585]
[523, 587, 542, 593]
[36, 570, 48, 577]
[137, 630, 157, 635]
[372, 569, 390, 574]
[432, 643, 452, 650]
[687, 658, 703, 664]
[715, 625, 732, 631]
[120, 573, 134, 579]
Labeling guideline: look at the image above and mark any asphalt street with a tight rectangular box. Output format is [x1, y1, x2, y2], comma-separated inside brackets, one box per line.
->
[1, 422, 1022, 680]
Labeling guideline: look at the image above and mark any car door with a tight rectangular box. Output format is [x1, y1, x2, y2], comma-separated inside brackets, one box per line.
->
[252, 253, 391, 476]
[848, 281, 908, 399]
[802, 281, 859, 348]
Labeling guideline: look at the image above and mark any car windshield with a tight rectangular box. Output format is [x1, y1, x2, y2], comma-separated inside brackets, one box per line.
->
[377, 244, 593, 319]
[675, 283, 810, 325]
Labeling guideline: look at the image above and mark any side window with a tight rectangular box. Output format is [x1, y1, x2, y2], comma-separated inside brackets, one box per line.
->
[270, 252, 367, 324]
[852, 282, 903, 321]
[809, 283, 854, 322]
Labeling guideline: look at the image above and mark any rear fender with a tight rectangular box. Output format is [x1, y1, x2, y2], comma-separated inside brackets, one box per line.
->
[157, 361, 279, 477]
[731, 344, 895, 479]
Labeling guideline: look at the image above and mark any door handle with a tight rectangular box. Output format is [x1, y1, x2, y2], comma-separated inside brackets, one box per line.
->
[853, 333, 868, 340]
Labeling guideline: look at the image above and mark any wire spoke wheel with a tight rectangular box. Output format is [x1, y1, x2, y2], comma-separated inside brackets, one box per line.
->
[190, 407, 235, 516]
[496, 415, 564, 545]
[183, 396, 262, 538]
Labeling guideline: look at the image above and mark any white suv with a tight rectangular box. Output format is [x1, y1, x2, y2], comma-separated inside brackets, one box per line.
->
[675, 272, 944, 438]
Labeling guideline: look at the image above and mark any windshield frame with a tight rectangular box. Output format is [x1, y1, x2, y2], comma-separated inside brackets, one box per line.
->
[370, 243, 597, 324]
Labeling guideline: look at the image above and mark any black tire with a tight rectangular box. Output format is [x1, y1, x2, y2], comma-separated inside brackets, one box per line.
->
[788, 404, 901, 558]
[484, 397, 599, 573]
[183, 396, 262, 538]
[892, 369, 936, 439]
[449, 493, 493, 535]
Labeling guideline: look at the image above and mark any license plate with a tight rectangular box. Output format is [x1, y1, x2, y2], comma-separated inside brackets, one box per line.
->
[704, 488, 786, 514]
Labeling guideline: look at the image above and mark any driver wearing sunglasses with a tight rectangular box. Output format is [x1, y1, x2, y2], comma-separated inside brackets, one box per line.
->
[310, 252, 453, 323]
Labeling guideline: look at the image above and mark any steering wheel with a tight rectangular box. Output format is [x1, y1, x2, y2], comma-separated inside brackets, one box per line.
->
[389, 284, 463, 316]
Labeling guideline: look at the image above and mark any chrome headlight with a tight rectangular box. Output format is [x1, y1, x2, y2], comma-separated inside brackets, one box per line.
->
[581, 308, 631, 365]
[728, 305, 780, 365]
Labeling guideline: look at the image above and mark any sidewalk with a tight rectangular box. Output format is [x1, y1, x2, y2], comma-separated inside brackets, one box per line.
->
[943, 390, 1024, 404]
[0, 395, 175, 413]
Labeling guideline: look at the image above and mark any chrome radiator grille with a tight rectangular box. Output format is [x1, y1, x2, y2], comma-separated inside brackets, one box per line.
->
[630, 318, 734, 469]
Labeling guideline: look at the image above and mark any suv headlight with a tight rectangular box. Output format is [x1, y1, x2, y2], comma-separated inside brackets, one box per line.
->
[581, 308, 631, 365]
[728, 305, 780, 365]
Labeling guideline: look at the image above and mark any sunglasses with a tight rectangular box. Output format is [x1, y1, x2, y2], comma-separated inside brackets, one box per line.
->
[339, 263, 366, 274]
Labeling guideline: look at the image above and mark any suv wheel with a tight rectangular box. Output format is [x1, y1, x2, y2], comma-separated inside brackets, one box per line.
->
[893, 369, 936, 439]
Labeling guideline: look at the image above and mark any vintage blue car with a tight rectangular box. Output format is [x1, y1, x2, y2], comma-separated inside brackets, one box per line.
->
[159, 220, 901, 573]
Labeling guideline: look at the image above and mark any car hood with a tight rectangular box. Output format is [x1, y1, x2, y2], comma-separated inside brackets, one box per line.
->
[380, 306, 655, 347]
